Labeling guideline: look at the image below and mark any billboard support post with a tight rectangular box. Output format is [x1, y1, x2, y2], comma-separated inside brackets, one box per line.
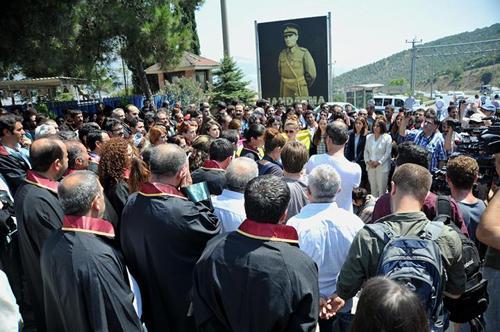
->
[328, 12, 332, 102]
[255, 20, 262, 98]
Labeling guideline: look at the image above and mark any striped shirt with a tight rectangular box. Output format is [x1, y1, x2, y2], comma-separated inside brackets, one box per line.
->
[405, 129, 446, 172]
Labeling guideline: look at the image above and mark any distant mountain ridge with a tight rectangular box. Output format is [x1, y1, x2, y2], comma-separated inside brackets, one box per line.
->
[334, 23, 500, 90]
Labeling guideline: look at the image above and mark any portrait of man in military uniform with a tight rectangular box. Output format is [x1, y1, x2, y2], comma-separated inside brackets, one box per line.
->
[278, 23, 317, 98]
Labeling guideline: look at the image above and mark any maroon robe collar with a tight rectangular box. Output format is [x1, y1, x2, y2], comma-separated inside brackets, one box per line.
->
[25, 170, 58, 194]
[237, 219, 299, 244]
[0, 145, 9, 156]
[201, 160, 225, 171]
[62, 215, 115, 238]
[139, 182, 187, 200]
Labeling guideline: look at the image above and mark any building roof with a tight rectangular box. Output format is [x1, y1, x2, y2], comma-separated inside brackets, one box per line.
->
[348, 83, 385, 90]
[145, 52, 220, 74]
[0, 76, 89, 90]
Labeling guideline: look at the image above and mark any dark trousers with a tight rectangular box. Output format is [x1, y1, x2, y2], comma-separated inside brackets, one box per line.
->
[319, 312, 354, 332]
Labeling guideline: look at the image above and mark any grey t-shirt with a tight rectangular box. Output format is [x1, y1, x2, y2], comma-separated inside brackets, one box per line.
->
[457, 200, 486, 242]
[284, 177, 309, 222]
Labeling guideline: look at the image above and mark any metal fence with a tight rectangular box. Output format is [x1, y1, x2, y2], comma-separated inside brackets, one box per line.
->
[5, 94, 175, 117]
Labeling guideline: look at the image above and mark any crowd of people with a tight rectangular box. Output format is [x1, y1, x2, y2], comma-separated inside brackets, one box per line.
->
[0, 95, 499, 332]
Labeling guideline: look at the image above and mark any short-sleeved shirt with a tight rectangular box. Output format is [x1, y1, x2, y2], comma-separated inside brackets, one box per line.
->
[336, 211, 465, 301]
[457, 200, 486, 242]
[305, 154, 361, 213]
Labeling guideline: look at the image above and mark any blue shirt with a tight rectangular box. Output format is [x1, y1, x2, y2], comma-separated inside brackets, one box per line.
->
[405, 129, 446, 172]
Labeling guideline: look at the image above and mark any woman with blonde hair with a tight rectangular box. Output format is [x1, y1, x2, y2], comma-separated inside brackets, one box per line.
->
[284, 120, 300, 142]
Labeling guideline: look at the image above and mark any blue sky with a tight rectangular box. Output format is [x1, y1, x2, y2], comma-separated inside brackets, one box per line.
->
[195, 0, 500, 90]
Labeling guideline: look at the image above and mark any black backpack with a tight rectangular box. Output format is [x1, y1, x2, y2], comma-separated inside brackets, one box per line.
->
[434, 196, 488, 330]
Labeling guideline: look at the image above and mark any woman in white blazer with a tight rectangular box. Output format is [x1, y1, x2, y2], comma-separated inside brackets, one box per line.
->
[364, 118, 392, 197]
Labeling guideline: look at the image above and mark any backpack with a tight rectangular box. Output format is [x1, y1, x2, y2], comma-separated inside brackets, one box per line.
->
[367, 221, 446, 331]
[434, 196, 489, 328]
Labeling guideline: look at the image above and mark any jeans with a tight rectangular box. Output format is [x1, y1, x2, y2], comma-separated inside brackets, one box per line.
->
[484, 267, 500, 332]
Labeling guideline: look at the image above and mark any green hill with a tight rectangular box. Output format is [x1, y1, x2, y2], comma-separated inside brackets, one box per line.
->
[335, 23, 500, 91]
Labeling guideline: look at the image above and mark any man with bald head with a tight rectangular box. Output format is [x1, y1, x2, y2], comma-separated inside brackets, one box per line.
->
[14, 138, 68, 331]
[64, 140, 90, 174]
[121, 143, 221, 332]
[40, 171, 141, 331]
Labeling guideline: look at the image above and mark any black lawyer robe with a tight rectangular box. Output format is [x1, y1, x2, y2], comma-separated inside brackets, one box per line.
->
[120, 182, 221, 332]
[192, 219, 320, 332]
[191, 160, 226, 195]
[64, 169, 119, 231]
[41, 215, 142, 332]
[14, 171, 64, 332]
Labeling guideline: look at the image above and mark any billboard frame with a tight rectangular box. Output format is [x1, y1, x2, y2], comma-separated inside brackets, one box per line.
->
[255, 13, 332, 103]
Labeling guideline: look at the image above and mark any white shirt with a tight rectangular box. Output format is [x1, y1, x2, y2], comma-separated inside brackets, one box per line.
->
[287, 202, 364, 300]
[305, 154, 361, 212]
[212, 189, 246, 232]
[364, 133, 392, 172]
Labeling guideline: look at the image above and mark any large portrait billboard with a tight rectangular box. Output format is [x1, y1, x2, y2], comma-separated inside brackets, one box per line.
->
[257, 15, 329, 106]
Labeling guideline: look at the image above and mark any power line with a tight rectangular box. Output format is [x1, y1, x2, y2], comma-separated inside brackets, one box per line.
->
[406, 38, 422, 96]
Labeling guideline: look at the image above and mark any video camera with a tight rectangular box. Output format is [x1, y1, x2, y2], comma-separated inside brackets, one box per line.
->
[431, 124, 500, 199]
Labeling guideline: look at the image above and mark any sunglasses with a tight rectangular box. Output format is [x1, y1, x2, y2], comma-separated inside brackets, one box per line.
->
[285, 130, 296, 134]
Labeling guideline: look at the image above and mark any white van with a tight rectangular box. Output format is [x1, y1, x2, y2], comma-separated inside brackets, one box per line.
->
[373, 95, 406, 112]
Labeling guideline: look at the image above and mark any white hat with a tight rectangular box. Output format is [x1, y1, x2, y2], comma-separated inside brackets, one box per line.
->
[469, 113, 484, 123]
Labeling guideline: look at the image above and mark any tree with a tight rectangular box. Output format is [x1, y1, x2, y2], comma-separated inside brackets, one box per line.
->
[76, 0, 195, 101]
[163, 77, 208, 108]
[179, 0, 205, 55]
[389, 78, 407, 86]
[0, 0, 205, 101]
[211, 56, 255, 105]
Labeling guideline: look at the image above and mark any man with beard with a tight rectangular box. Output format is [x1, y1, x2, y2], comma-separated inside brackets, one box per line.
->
[64, 140, 118, 228]
[14, 138, 68, 331]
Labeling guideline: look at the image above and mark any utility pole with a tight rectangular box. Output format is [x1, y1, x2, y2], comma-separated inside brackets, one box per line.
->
[430, 61, 435, 99]
[220, 0, 230, 57]
[406, 37, 422, 96]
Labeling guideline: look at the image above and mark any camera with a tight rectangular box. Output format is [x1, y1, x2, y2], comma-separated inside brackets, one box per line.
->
[431, 123, 500, 199]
